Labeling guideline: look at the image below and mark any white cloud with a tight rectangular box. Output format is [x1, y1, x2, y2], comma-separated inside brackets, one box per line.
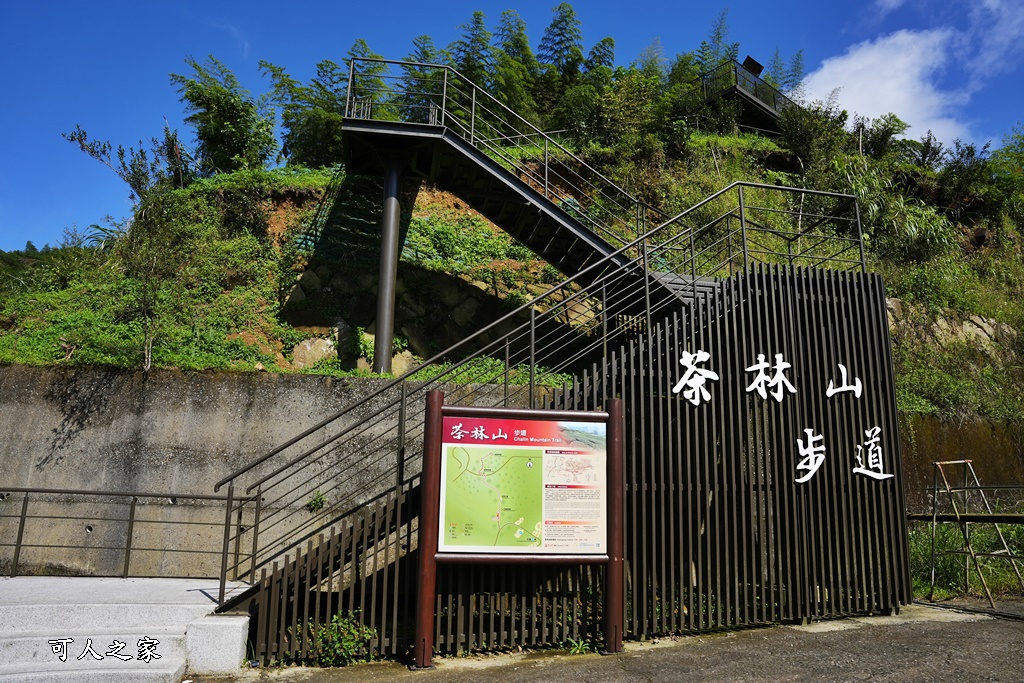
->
[802, 29, 970, 142]
[208, 21, 251, 60]
[874, 0, 906, 16]
[802, 0, 1024, 145]
[966, 0, 1024, 77]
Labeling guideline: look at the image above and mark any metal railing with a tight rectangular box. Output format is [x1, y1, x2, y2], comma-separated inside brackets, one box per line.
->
[211, 180, 864, 656]
[344, 58, 670, 249]
[0, 487, 245, 579]
[701, 60, 796, 116]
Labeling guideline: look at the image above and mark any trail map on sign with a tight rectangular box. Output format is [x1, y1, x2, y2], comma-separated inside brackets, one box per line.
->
[443, 446, 544, 549]
[439, 416, 607, 555]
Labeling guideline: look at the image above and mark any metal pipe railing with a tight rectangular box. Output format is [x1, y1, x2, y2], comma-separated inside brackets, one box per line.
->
[0, 487, 244, 581]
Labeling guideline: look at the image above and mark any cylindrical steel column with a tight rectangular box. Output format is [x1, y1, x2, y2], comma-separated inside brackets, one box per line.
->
[374, 159, 403, 374]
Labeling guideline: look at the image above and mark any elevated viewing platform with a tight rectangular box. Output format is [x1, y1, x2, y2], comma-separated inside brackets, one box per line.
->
[701, 58, 796, 133]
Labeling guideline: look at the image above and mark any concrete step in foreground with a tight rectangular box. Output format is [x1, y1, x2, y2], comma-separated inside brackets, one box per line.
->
[0, 577, 248, 683]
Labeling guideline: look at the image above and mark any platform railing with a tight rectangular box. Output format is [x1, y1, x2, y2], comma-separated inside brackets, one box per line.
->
[701, 60, 796, 115]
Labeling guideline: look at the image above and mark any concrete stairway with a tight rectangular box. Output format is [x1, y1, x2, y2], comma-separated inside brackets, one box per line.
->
[0, 577, 249, 682]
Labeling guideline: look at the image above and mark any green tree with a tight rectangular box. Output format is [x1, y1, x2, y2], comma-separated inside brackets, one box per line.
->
[786, 50, 806, 94]
[777, 94, 850, 174]
[992, 124, 1024, 224]
[538, 2, 584, 81]
[598, 68, 662, 147]
[634, 38, 667, 84]
[938, 139, 997, 223]
[764, 49, 787, 89]
[448, 10, 494, 88]
[552, 83, 602, 144]
[398, 35, 444, 123]
[493, 10, 539, 121]
[695, 10, 739, 71]
[899, 130, 947, 171]
[64, 125, 195, 203]
[347, 40, 396, 120]
[170, 55, 276, 175]
[853, 113, 909, 160]
[496, 10, 539, 75]
[585, 37, 615, 72]
[262, 59, 347, 167]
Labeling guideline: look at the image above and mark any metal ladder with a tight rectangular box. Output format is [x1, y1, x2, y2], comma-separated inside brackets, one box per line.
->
[928, 459, 1024, 607]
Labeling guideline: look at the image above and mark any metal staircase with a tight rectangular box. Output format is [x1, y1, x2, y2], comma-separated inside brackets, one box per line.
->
[341, 58, 664, 292]
[209, 60, 870, 662]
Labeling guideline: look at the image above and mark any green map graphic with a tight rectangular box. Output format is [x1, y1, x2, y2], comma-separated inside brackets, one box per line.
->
[443, 446, 544, 549]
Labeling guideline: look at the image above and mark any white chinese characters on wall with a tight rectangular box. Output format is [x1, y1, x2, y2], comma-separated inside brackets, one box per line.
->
[673, 350, 894, 484]
[671, 350, 719, 406]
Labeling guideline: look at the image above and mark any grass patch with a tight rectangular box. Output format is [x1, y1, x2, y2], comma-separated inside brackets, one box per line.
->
[908, 518, 1024, 599]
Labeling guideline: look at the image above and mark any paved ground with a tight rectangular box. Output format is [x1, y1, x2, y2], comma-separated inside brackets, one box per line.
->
[186, 603, 1024, 683]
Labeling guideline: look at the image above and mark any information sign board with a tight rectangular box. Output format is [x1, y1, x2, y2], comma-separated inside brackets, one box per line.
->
[439, 415, 607, 555]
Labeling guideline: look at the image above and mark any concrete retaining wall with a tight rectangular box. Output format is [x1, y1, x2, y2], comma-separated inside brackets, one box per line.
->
[0, 365, 541, 576]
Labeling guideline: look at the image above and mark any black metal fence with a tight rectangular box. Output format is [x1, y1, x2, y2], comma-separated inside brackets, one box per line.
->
[237, 261, 910, 662]
[209, 177, 905, 660]
[604, 264, 910, 631]
[0, 487, 238, 578]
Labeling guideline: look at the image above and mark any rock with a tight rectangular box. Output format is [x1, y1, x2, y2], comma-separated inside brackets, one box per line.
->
[451, 298, 480, 327]
[285, 284, 306, 305]
[526, 284, 548, 297]
[254, 362, 265, 372]
[995, 322, 1018, 344]
[402, 326, 434, 359]
[968, 315, 996, 340]
[391, 350, 416, 376]
[330, 273, 348, 292]
[432, 278, 463, 307]
[356, 271, 378, 291]
[291, 338, 336, 369]
[334, 319, 352, 356]
[886, 298, 904, 330]
[314, 265, 332, 281]
[934, 317, 955, 341]
[298, 270, 322, 293]
[399, 292, 427, 316]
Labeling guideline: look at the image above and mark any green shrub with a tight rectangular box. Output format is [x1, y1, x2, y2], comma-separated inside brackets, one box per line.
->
[309, 612, 376, 667]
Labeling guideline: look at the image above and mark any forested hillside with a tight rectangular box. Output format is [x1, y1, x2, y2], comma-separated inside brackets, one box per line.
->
[2, 5, 1024, 429]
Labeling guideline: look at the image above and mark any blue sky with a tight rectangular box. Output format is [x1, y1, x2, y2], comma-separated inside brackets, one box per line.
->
[1, 0, 1021, 252]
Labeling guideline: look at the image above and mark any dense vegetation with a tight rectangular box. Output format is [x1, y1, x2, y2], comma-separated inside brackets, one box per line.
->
[3, 5, 1024, 431]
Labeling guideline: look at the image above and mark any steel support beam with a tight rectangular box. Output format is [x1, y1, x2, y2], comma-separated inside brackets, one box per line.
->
[374, 159, 403, 374]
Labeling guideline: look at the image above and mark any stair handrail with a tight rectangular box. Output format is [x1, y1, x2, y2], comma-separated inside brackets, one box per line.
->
[214, 180, 854, 493]
[214, 182, 865, 598]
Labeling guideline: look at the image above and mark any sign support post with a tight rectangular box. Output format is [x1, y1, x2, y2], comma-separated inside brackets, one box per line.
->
[412, 390, 443, 669]
[603, 397, 624, 654]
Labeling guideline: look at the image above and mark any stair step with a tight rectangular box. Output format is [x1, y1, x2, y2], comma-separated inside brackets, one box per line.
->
[0, 630, 184, 668]
[0, 660, 186, 683]
[0, 578, 249, 679]
[0, 603, 214, 633]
